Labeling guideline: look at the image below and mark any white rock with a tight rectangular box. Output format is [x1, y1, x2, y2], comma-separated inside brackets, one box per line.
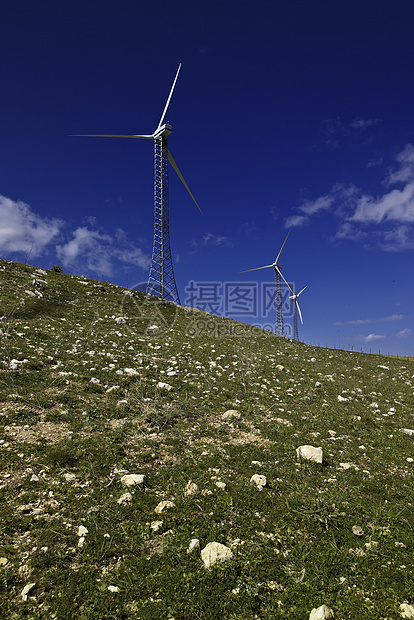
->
[310, 605, 334, 619]
[222, 409, 240, 419]
[215, 481, 226, 490]
[150, 520, 163, 532]
[250, 474, 267, 489]
[30, 474, 40, 482]
[337, 395, 349, 402]
[154, 500, 176, 514]
[187, 538, 200, 553]
[21, 582, 36, 601]
[309, 605, 334, 619]
[352, 525, 364, 536]
[400, 603, 414, 618]
[276, 364, 285, 371]
[121, 474, 145, 487]
[124, 368, 139, 376]
[296, 445, 323, 464]
[157, 382, 173, 391]
[117, 492, 133, 505]
[401, 428, 414, 436]
[201, 542, 234, 568]
[78, 536, 86, 548]
[184, 480, 198, 496]
[78, 525, 88, 537]
[64, 473, 77, 482]
[115, 317, 126, 324]
[108, 585, 120, 593]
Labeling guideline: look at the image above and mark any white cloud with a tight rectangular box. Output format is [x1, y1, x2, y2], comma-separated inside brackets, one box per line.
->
[382, 314, 403, 322]
[56, 226, 150, 276]
[335, 318, 371, 326]
[396, 328, 412, 339]
[363, 333, 386, 343]
[380, 225, 414, 251]
[285, 195, 334, 228]
[286, 145, 414, 250]
[0, 194, 62, 257]
[351, 182, 414, 224]
[387, 144, 414, 185]
[203, 232, 231, 247]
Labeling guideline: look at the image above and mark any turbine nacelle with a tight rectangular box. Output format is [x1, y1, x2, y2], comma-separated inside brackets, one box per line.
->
[153, 123, 172, 139]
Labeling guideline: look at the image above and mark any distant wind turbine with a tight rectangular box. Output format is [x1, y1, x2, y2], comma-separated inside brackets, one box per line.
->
[287, 283, 306, 341]
[240, 228, 292, 336]
[70, 63, 201, 305]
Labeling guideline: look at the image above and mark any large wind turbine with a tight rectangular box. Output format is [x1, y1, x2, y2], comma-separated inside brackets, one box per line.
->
[287, 283, 306, 341]
[70, 64, 201, 305]
[240, 229, 292, 336]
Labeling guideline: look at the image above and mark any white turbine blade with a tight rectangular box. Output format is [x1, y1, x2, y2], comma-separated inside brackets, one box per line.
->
[157, 64, 181, 129]
[69, 134, 153, 139]
[240, 264, 274, 273]
[275, 266, 291, 290]
[167, 149, 202, 213]
[297, 286, 307, 296]
[296, 300, 303, 324]
[274, 226, 292, 264]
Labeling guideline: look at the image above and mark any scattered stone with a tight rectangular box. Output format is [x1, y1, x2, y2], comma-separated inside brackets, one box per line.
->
[114, 317, 126, 324]
[201, 542, 234, 568]
[309, 605, 334, 619]
[154, 500, 176, 514]
[250, 474, 267, 490]
[78, 525, 88, 537]
[90, 377, 100, 384]
[296, 445, 323, 464]
[108, 585, 120, 593]
[121, 474, 145, 487]
[187, 539, 200, 553]
[352, 525, 364, 537]
[401, 428, 414, 436]
[215, 481, 226, 490]
[276, 364, 285, 371]
[124, 368, 139, 376]
[30, 474, 40, 482]
[184, 480, 198, 496]
[400, 603, 414, 618]
[21, 582, 36, 601]
[117, 492, 133, 505]
[337, 395, 349, 402]
[151, 521, 163, 532]
[0, 557, 9, 566]
[157, 382, 173, 391]
[78, 537, 86, 549]
[222, 409, 240, 419]
[64, 473, 77, 482]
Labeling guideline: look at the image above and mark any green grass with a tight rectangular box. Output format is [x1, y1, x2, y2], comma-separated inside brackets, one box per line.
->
[0, 258, 413, 619]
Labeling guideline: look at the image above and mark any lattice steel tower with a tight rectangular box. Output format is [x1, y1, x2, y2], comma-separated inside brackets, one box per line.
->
[70, 64, 201, 305]
[146, 131, 179, 303]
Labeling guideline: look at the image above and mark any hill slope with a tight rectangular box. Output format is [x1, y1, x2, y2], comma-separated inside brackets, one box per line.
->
[1, 259, 413, 619]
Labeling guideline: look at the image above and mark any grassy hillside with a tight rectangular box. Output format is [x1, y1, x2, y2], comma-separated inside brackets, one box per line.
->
[0, 259, 413, 619]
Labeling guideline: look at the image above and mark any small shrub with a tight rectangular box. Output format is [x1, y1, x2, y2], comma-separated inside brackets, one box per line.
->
[51, 265, 63, 273]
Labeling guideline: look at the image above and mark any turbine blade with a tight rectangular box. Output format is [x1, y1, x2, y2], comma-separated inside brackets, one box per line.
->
[69, 134, 154, 139]
[275, 266, 291, 290]
[298, 286, 307, 296]
[158, 64, 181, 129]
[296, 300, 303, 324]
[239, 264, 274, 273]
[274, 226, 292, 264]
[167, 149, 202, 213]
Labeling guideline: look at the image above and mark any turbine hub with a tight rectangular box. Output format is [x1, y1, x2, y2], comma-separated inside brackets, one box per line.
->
[153, 123, 172, 139]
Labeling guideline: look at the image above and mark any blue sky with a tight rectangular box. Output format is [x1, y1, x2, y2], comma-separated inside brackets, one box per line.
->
[1, 0, 414, 355]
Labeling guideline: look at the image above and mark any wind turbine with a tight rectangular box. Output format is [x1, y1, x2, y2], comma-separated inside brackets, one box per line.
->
[240, 229, 292, 336]
[70, 63, 201, 305]
[286, 283, 306, 341]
